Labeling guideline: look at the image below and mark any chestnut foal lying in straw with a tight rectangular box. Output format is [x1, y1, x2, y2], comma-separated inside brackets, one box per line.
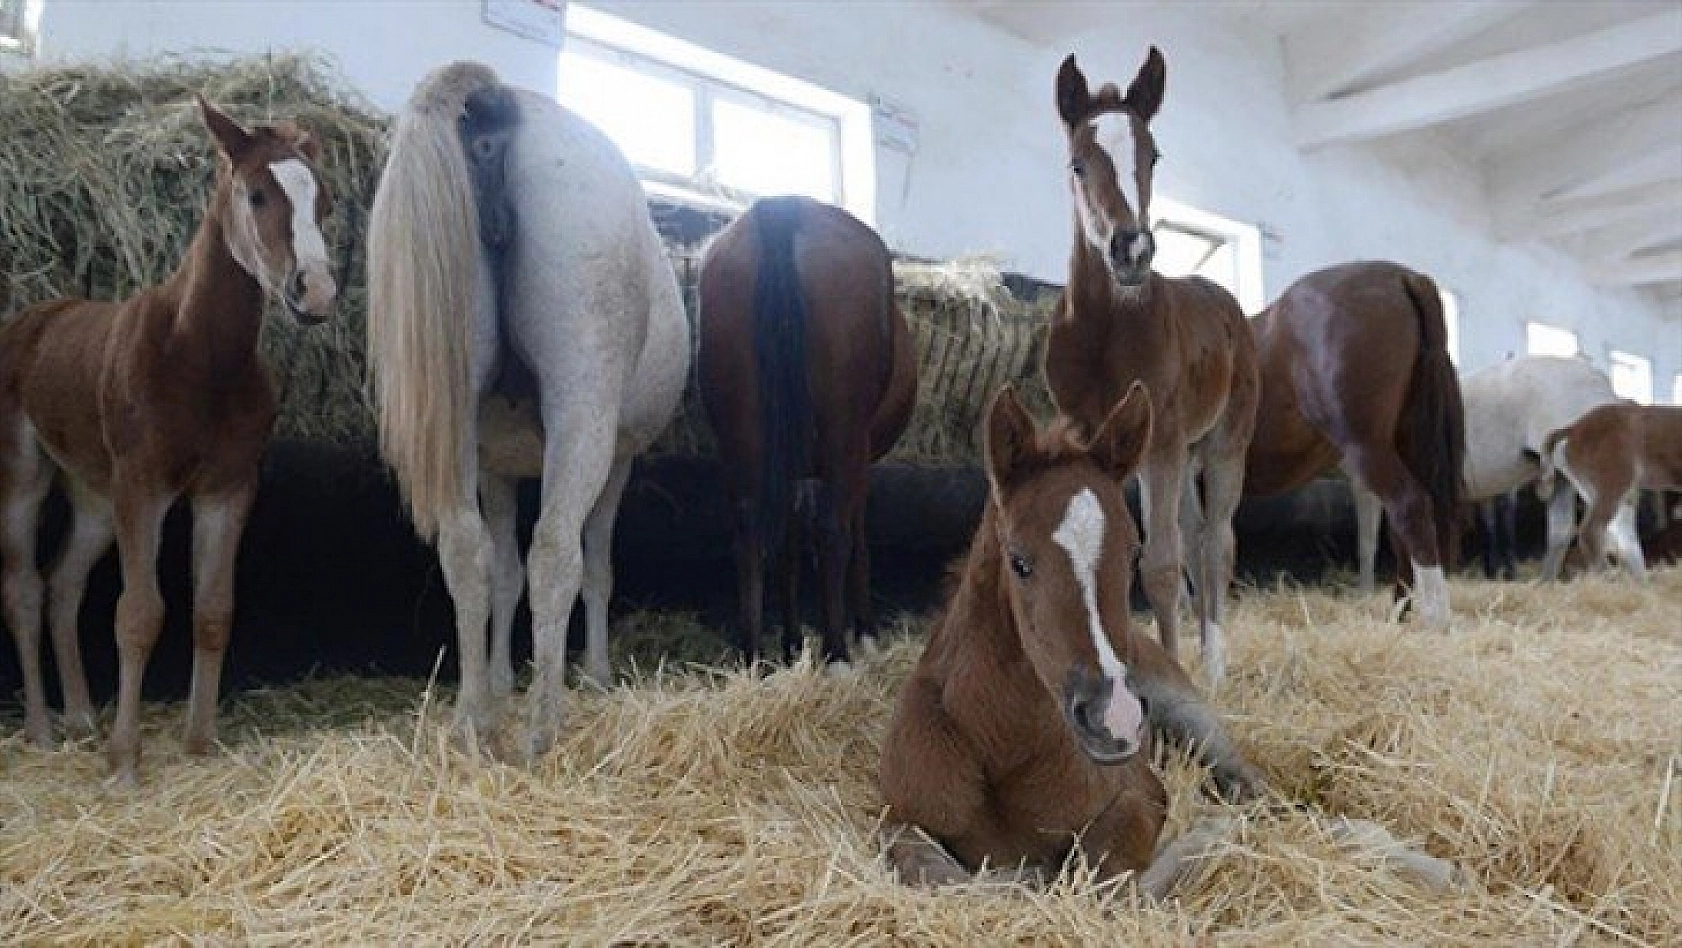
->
[879, 384, 1463, 898]
[0, 100, 336, 783]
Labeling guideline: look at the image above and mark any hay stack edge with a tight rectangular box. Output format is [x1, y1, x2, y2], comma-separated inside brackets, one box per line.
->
[3, 57, 1679, 946]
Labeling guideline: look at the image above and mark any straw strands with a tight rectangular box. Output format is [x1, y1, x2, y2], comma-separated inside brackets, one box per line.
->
[4, 568, 1678, 945]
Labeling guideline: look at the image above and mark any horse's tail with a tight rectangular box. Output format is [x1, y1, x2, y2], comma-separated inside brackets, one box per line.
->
[1535, 427, 1571, 501]
[1397, 268, 1466, 566]
[366, 62, 503, 540]
[749, 197, 813, 558]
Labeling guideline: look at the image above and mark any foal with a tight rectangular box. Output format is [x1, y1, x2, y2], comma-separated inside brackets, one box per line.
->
[880, 383, 1264, 893]
[0, 100, 336, 782]
[1540, 402, 1682, 577]
[1044, 50, 1259, 688]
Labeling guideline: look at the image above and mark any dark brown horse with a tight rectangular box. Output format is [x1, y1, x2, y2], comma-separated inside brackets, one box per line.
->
[1044, 50, 1259, 688]
[0, 100, 336, 783]
[1245, 261, 1464, 627]
[879, 383, 1265, 893]
[697, 196, 917, 667]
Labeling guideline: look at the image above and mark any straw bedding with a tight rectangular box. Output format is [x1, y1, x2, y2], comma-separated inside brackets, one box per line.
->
[3, 568, 1678, 945]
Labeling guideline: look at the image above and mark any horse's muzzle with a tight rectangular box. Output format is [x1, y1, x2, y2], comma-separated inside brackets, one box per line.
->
[1108, 229, 1155, 287]
[1063, 668, 1144, 764]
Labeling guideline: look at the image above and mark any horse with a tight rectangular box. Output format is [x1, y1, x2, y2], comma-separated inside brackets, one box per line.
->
[1351, 355, 1620, 588]
[878, 384, 1460, 896]
[1538, 401, 1682, 577]
[1244, 261, 1464, 628]
[367, 62, 689, 761]
[0, 99, 337, 783]
[1043, 50, 1259, 688]
[696, 196, 916, 667]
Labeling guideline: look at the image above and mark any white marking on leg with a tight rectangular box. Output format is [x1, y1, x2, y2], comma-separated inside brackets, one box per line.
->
[1410, 563, 1450, 630]
[1053, 488, 1144, 741]
[1201, 620, 1226, 690]
[1611, 504, 1648, 578]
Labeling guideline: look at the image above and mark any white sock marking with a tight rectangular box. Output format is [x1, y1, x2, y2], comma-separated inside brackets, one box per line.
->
[1053, 488, 1143, 741]
[1411, 563, 1450, 629]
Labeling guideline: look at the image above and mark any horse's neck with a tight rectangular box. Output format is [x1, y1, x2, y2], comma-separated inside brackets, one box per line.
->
[164, 194, 266, 375]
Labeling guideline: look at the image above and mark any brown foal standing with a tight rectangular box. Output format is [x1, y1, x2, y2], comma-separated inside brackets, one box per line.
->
[880, 383, 1264, 893]
[1540, 402, 1682, 577]
[1043, 50, 1259, 689]
[0, 100, 336, 783]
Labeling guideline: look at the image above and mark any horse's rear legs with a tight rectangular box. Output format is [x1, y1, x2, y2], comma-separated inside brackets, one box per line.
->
[1347, 447, 1449, 629]
[48, 485, 113, 738]
[1, 430, 53, 747]
[481, 473, 523, 701]
[1129, 632, 1266, 801]
[183, 484, 255, 755]
[580, 454, 634, 686]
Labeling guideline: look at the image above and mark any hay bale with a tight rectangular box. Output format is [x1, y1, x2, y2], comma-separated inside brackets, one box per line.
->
[0, 54, 388, 446]
[2, 569, 1678, 943]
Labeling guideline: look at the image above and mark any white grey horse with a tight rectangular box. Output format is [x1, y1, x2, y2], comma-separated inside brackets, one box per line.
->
[367, 62, 690, 759]
[1351, 354, 1627, 588]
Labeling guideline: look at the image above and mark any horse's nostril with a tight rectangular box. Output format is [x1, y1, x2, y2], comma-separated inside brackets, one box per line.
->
[289, 271, 307, 301]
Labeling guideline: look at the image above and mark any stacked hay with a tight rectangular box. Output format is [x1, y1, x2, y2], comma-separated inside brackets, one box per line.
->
[2, 56, 1055, 466]
[2, 569, 1678, 943]
[0, 55, 388, 446]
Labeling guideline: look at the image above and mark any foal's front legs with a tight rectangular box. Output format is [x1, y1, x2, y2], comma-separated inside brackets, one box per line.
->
[108, 483, 174, 784]
[182, 484, 256, 755]
[1137, 444, 1189, 664]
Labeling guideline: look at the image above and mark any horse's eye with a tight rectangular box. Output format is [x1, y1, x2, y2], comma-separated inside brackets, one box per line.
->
[249, 189, 267, 208]
[1150, 148, 1162, 167]
[1008, 550, 1033, 579]
[1069, 158, 1086, 178]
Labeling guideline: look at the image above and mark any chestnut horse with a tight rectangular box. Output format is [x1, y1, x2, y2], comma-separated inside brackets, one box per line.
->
[1244, 261, 1464, 627]
[697, 196, 916, 666]
[880, 383, 1263, 893]
[1044, 50, 1259, 687]
[0, 100, 336, 782]
[1540, 402, 1682, 577]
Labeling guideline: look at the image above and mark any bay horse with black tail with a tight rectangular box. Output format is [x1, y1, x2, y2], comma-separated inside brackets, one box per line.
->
[698, 196, 916, 667]
[878, 384, 1463, 896]
[1245, 261, 1464, 628]
[1045, 50, 1259, 688]
[368, 63, 690, 761]
[1540, 401, 1682, 577]
[0, 100, 336, 783]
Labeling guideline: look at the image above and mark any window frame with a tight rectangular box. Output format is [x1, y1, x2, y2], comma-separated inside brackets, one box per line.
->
[1151, 196, 1265, 313]
[1525, 321, 1579, 359]
[0, 0, 42, 57]
[1607, 349, 1653, 404]
[559, 5, 870, 220]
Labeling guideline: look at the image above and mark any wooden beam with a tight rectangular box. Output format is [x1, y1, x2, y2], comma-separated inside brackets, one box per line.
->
[1566, 209, 1682, 262]
[1589, 250, 1682, 286]
[1549, 148, 1682, 202]
[1285, 0, 1533, 103]
[1295, 8, 1682, 147]
[1487, 97, 1680, 207]
[1499, 179, 1682, 239]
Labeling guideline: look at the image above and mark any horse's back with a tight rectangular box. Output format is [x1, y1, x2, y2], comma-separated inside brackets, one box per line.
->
[1461, 356, 1617, 496]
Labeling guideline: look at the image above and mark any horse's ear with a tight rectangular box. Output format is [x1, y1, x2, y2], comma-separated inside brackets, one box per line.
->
[985, 384, 1040, 491]
[1089, 381, 1153, 476]
[295, 130, 322, 161]
[1056, 54, 1091, 127]
[198, 96, 253, 160]
[1122, 46, 1166, 123]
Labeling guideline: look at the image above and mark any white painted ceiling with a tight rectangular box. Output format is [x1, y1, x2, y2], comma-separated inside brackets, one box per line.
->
[954, 0, 1682, 306]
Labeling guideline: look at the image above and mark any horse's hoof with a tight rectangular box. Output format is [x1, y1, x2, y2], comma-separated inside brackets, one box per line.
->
[522, 729, 557, 766]
[580, 662, 614, 690]
[105, 764, 140, 789]
[62, 709, 99, 741]
[24, 716, 54, 749]
[182, 733, 216, 756]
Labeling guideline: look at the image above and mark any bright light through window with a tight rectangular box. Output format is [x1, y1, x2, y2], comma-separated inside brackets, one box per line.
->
[1672, 374, 1682, 405]
[713, 97, 836, 201]
[559, 52, 696, 177]
[1526, 321, 1578, 358]
[1150, 198, 1264, 313]
[1609, 350, 1653, 404]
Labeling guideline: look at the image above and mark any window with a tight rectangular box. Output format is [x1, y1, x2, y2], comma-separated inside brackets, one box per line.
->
[1439, 288, 1461, 365]
[1672, 374, 1682, 405]
[1151, 197, 1265, 313]
[559, 5, 873, 220]
[1526, 321, 1578, 358]
[0, 0, 42, 55]
[1608, 350, 1652, 404]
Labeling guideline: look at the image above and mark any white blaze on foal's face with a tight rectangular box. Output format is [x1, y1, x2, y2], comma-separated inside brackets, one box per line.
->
[1052, 487, 1145, 743]
[1091, 112, 1144, 229]
[267, 158, 336, 313]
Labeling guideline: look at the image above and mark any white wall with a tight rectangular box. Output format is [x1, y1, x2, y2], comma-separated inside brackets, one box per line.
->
[23, 0, 1681, 391]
